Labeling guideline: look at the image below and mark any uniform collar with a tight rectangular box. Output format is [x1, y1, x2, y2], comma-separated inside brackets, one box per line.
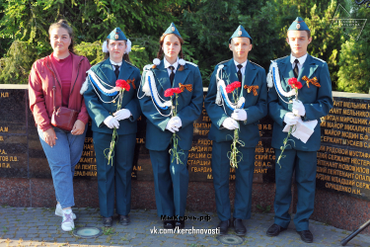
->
[233, 59, 247, 68]
[290, 53, 307, 66]
[164, 57, 179, 70]
[110, 59, 122, 66]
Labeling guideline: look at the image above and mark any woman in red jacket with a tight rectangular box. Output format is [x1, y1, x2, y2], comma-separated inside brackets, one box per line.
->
[28, 19, 91, 232]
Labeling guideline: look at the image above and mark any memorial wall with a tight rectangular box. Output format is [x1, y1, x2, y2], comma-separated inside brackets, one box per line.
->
[2, 85, 370, 232]
[1, 86, 370, 200]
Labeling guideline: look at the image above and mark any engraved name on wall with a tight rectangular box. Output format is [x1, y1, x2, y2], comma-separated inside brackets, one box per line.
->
[316, 98, 370, 198]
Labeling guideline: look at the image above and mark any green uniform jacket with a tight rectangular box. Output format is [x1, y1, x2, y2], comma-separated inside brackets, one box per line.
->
[268, 55, 333, 151]
[83, 59, 141, 135]
[205, 59, 267, 147]
[138, 59, 203, 151]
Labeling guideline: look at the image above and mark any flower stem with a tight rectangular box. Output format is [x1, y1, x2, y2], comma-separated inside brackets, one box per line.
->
[276, 125, 293, 169]
[230, 128, 239, 168]
[107, 128, 117, 166]
[169, 93, 184, 165]
[105, 88, 124, 166]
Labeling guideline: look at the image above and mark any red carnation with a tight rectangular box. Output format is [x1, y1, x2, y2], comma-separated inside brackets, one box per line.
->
[164, 87, 182, 97]
[116, 79, 130, 91]
[288, 78, 302, 90]
[226, 81, 242, 93]
[172, 88, 182, 94]
[164, 88, 173, 97]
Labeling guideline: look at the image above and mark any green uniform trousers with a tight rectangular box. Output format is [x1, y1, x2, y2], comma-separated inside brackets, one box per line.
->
[273, 149, 317, 231]
[93, 132, 136, 217]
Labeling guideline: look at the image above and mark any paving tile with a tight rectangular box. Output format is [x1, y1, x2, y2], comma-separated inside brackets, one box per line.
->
[1, 207, 370, 246]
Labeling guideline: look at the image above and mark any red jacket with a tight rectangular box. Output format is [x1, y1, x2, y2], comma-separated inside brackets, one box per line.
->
[29, 53, 91, 131]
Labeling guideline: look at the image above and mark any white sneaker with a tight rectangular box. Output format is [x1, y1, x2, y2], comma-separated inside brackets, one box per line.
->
[61, 210, 75, 231]
[55, 204, 76, 219]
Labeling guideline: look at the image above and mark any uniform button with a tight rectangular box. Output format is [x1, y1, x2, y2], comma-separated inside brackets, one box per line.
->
[112, 100, 116, 103]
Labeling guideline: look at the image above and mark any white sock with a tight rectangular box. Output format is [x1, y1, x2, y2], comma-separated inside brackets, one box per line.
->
[63, 209, 72, 215]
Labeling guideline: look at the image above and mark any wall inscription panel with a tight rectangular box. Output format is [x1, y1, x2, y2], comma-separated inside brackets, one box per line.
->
[316, 96, 370, 199]
[0, 89, 28, 178]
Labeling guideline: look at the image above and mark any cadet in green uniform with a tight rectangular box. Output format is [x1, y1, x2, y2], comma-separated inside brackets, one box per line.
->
[205, 25, 267, 236]
[265, 17, 333, 243]
[137, 23, 203, 229]
[82, 28, 141, 227]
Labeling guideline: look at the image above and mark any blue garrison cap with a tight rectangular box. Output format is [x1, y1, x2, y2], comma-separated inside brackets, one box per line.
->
[162, 23, 182, 39]
[288, 17, 310, 32]
[106, 27, 127, 41]
[229, 25, 253, 44]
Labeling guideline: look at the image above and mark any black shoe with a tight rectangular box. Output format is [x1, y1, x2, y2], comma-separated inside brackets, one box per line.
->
[297, 230, 313, 243]
[103, 217, 113, 227]
[119, 215, 130, 226]
[266, 223, 287, 236]
[233, 218, 246, 236]
[217, 219, 231, 235]
[175, 220, 185, 229]
[163, 220, 175, 229]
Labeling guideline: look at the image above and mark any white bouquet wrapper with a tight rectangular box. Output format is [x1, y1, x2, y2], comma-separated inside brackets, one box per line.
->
[283, 118, 318, 144]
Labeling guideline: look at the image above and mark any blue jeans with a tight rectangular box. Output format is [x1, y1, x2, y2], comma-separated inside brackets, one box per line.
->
[38, 126, 87, 209]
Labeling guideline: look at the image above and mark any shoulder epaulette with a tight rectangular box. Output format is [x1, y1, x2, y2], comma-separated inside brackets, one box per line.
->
[93, 60, 106, 67]
[217, 59, 232, 65]
[249, 60, 263, 69]
[273, 55, 289, 62]
[311, 56, 326, 64]
[90, 61, 102, 71]
[185, 60, 198, 67]
[125, 60, 139, 69]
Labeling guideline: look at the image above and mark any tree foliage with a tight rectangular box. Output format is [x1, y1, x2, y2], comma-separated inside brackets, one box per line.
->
[0, 41, 35, 84]
[337, 3, 370, 93]
[0, 0, 187, 45]
[180, 0, 343, 86]
[0, 0, 369, 93]
[0, 0, 188, 83]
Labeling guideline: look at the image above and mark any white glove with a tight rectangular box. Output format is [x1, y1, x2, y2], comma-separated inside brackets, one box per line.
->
[166, 116, 182, 133]
[103, 116, 120, 129]
[113, 109, 131, 121]
[222, 117, 239, 130]
[292, 99, 306, 117]
[231, 109, 247, 121]
[283, 112, 300, 126]
[171, 116, 182, 128]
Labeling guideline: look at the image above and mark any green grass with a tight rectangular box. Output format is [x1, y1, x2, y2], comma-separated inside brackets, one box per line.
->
[256, 204, 272, 213]
[103, 227, 115, 235]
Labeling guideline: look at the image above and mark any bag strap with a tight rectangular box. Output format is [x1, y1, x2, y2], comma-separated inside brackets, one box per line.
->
[52, 85, 56, 111]
[47, 55, 59, 111]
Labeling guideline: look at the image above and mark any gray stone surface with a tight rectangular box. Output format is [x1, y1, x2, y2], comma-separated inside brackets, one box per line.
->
[0, 206, 370, 246]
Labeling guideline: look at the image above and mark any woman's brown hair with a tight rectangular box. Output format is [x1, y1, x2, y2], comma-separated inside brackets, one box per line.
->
[48, 19, 74, 53]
